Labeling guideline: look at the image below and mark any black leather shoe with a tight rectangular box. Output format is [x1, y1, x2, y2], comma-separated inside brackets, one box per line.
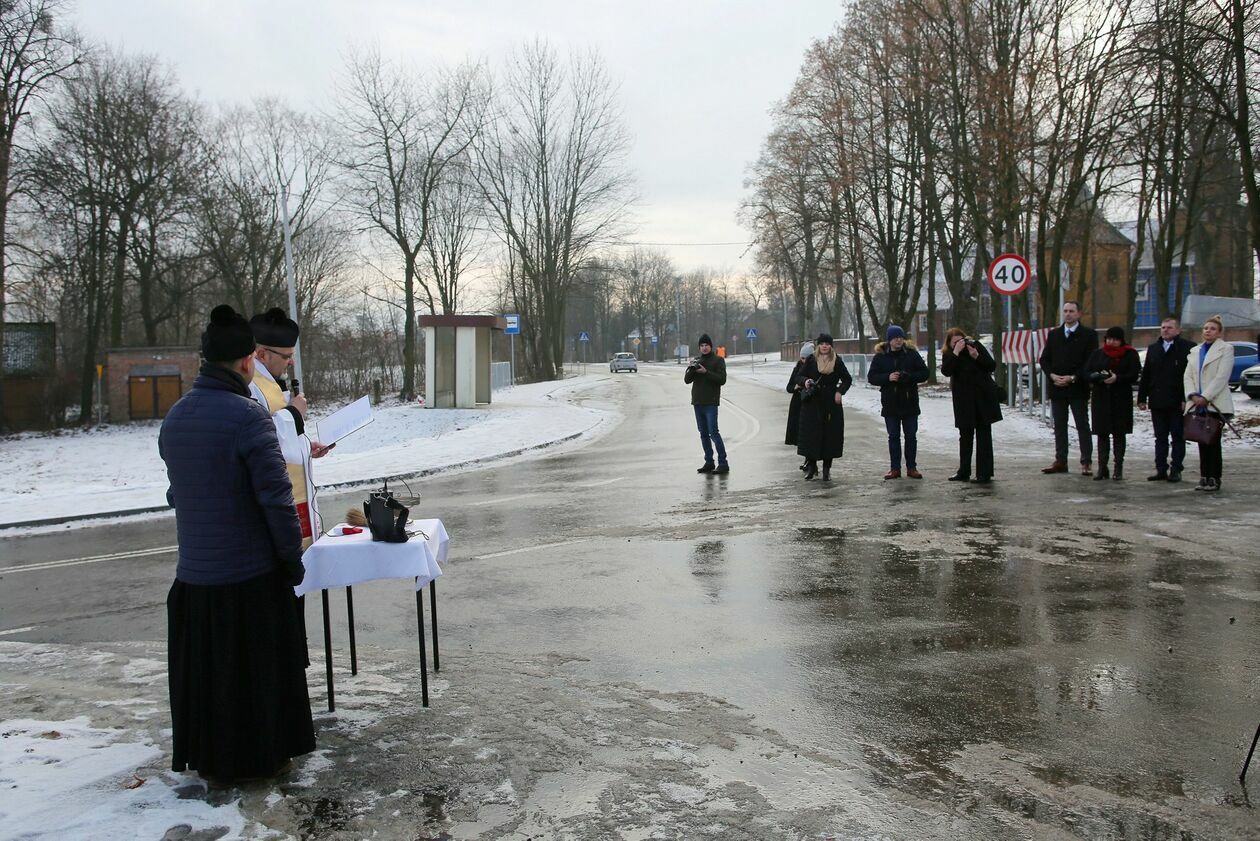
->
[970, 477, 992, 484]
[1147, 473, 1167, 481]
[697, 463, 715, 474]
[1167, 471, 1182, 483]
[948, 472, 970, 482]
[804, 462, 818, 480]
[713, 463, 730, 474]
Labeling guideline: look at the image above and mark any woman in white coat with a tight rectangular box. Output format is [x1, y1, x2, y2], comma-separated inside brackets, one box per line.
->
[1183, 314, 1234, 492]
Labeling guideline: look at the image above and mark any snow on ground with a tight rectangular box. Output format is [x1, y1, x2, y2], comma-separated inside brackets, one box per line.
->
[0, 716, 248, 841]
[0, 374, 619, 528]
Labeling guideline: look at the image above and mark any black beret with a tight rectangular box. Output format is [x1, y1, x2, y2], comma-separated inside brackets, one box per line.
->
[250, 307, 300, 347]
[201, 305, 256, 362]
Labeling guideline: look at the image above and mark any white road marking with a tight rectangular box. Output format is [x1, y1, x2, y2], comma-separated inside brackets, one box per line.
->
[474, 539, 589, 560]
[0, 626, 36, 636]
[468, 494, 535, 507]
[577, 476, 625, 488]
[0, 545, 177, 575]
[719, 396, 762, 453]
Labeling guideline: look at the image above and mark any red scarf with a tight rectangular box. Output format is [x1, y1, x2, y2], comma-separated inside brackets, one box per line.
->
[1101, 343, 1133, 369]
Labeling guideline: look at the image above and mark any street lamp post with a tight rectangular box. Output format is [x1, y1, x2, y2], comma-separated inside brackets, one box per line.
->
[674, 276, 682, 363]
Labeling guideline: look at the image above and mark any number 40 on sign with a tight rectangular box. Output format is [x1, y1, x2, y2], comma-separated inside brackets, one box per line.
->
[987, 253, 1031, 296]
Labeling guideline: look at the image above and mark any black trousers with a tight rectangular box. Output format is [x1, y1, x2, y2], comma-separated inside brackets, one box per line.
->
[1149, 405, 1185, 474]
[958, 424, 994, 479]
[1198, 434, 1224, 480]
[1096, 433, 1126, 468]
[1051, 397, 1092, 463]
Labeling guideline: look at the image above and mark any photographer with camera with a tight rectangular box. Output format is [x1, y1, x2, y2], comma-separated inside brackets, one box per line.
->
[795, 333, 853, 481]
[684, 334, 729, 474]
[1083, 326, 1141, 480]
[940, 328, 1002, 483]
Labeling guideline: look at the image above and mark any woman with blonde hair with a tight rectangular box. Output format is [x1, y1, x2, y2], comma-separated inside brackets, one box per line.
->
[796, 333, 853, 481]
[940, 327, 1002, 483]
[1184, 314, 1234, 491]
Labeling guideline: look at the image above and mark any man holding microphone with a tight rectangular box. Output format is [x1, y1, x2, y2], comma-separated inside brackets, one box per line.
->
[248, 307, 332, 548]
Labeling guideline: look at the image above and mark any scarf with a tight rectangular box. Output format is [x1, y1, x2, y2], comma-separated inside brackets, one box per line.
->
[1100, 343, 1133, 369]
[815, 349, 836, 375]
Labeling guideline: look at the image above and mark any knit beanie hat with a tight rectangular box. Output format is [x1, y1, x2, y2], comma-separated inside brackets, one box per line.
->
[815, 332, 833, 345]
[799, 341, 815, 359]
[1105, 326, 1125, 343]
[201, 305, 256, 362]
[698, 333, 713, 347]
[250, 307, 300, 346]
[886, 325, 906, 341]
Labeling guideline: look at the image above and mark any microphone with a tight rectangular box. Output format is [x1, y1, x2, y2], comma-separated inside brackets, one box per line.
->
[290, 377, 300, 398]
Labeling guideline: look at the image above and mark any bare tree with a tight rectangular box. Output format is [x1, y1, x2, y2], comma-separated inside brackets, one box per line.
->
[474, 41, 633, 380]
[336, 48, 487, 399]
[0, 0, 79, 428]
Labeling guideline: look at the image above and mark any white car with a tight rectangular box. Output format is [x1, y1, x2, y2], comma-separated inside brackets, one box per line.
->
[610, 352, 638, 373]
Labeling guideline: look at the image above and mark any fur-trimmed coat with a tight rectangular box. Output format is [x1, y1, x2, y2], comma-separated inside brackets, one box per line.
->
[867, 341, 929, 417]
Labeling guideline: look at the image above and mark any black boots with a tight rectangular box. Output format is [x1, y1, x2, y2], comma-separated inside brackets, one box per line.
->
[804, 461, 818, 480]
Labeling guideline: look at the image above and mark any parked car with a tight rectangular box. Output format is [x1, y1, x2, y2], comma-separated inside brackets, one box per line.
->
[1241, 363, 1260, 399]
[1228, 342, 1258, 389]
[610, 352, 638, 373]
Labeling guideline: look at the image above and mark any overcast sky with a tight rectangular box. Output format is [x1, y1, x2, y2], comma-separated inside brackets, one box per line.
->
[76, 0, 843, 274]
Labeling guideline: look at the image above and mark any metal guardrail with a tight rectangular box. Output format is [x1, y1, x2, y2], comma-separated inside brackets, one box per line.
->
[491, 361, 512, 391]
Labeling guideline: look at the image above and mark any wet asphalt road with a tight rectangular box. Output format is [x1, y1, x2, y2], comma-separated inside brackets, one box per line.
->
[2, 363, 1259, 839]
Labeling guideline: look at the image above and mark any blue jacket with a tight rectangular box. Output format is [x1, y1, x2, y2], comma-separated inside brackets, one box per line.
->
[159, 364, 305, 586]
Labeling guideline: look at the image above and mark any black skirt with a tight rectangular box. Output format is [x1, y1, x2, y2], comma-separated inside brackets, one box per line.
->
[168, 569, 315, 781]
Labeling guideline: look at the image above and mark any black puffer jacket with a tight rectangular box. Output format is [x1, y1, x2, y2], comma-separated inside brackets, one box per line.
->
[159, 364, 304, 587]
[867, 341, 929, 417]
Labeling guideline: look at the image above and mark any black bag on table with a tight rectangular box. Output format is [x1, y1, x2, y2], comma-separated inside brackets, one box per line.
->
[364, 484, 410, 543]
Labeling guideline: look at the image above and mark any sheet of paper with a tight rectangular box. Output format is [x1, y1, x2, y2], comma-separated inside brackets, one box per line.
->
[316, 395, 373, 445]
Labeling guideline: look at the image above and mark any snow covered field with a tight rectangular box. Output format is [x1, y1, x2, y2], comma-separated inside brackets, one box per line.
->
[0, 374, 619, 529]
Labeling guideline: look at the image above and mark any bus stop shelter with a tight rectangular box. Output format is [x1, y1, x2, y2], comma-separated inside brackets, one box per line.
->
[418, 314, 507, 408]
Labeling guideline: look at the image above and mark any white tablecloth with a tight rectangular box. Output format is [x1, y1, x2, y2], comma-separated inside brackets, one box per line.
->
[296, 518, 449, 596]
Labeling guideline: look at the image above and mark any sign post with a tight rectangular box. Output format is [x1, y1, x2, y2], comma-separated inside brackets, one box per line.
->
[578, 330, 590, 374]
[651, 334, 658, 362]
[987, 254, 1032, 408]
[504, 314, 521, 384]
[746, 327, 758, 372]
[95, 363, 104, 426]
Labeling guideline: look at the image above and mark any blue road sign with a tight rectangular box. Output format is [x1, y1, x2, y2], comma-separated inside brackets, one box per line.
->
[651, 335, 658, 344]
[504, 314, 521, 335]
[745, 327, 758, 339]
[578, 331, 591, 342]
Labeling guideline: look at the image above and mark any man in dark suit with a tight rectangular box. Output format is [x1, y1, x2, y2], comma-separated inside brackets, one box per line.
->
[1038, 301, 1098, 474]
[1137, 315, 1194, 482]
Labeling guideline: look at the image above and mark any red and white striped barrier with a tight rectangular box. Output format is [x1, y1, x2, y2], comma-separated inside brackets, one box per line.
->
[1001, 328, 1050, 364]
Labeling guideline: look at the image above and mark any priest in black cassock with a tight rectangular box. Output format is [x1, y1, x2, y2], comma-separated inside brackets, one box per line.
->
[159, 304, 315, 784]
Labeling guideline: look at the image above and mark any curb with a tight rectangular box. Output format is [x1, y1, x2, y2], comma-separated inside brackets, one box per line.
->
[0, 429, 591, 531]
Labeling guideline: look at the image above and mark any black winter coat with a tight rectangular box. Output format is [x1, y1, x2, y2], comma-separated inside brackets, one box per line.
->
[785, 359, 807, 446]
[867, 342, 929, 417]
[159, 363, 305, 587]
[796, 354, 853, 460]
[1137, 336, 1193, 409]
[940, 341, 1003, 429]
[1086, 347, 1141, 434]
[1038, 324, 1098, 399]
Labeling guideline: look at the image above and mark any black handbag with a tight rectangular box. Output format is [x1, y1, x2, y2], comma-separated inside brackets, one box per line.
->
[364, 483, 410, 543]
[1183, 411, 1224, 445]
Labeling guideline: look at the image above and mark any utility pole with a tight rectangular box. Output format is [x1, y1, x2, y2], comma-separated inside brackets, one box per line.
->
[279, 182, 303, 383]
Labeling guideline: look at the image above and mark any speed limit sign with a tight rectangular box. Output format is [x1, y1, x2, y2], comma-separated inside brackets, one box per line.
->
[987, 253, 1032, 296]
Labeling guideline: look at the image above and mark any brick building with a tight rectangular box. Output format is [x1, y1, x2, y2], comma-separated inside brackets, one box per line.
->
[105, 346, 200, 423]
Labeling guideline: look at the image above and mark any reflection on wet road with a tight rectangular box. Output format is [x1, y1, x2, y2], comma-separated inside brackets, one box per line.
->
[3, 365, 1258, 838]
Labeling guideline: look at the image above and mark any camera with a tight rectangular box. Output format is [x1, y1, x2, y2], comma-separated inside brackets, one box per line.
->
[1088, 369, 1111, 383]
[687, 357, 704, 371]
